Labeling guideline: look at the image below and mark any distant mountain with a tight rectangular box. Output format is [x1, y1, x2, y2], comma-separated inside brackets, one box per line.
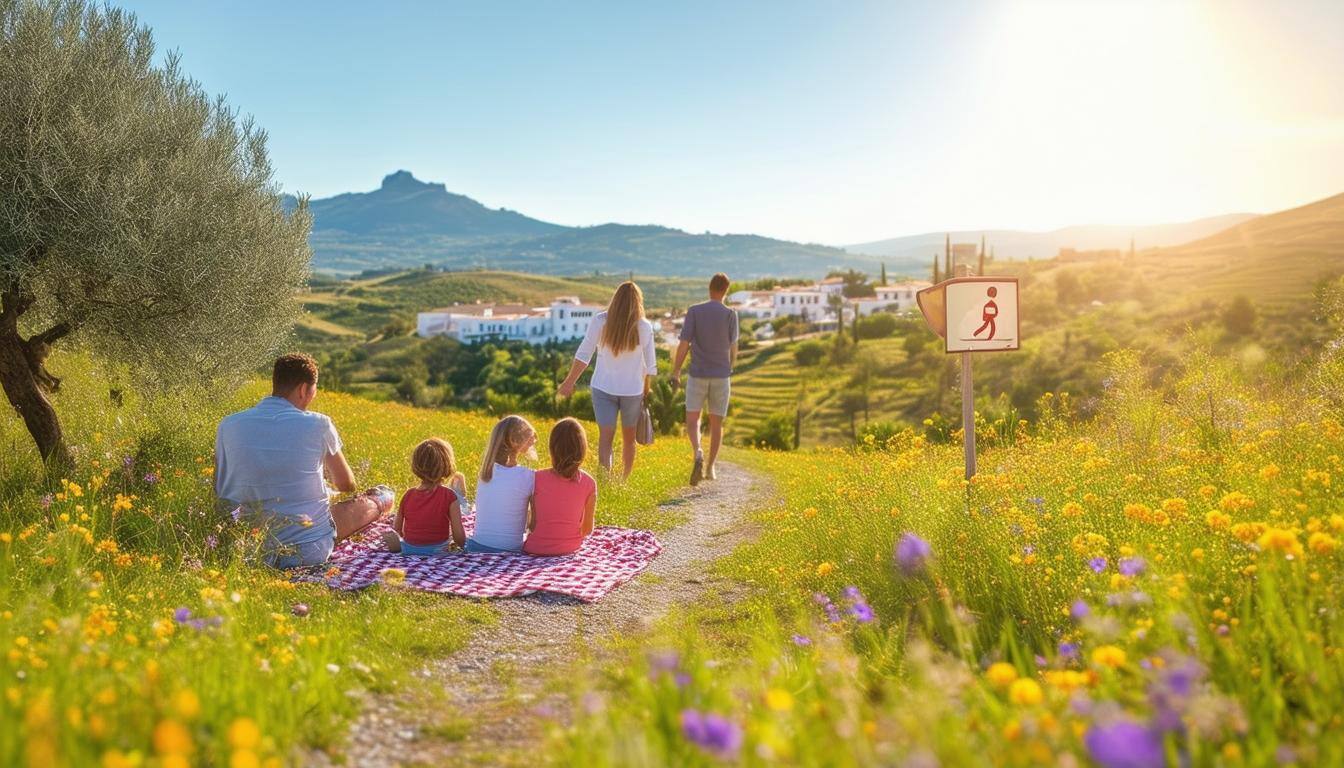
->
[284, 170, 563, 241]
[288, 171, 894, 278]
[1140, 192, 1344, 306]
[846, 213, 1259, 262]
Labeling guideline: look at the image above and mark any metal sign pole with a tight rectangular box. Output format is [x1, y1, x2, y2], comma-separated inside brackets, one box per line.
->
[961, 350, 975, 480]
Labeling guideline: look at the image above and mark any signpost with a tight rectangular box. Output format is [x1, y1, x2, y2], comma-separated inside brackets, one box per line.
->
[916, 274, 1020, 479]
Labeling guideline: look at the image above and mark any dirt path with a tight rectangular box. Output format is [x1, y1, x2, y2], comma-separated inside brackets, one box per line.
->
[333, 460, 770, 767]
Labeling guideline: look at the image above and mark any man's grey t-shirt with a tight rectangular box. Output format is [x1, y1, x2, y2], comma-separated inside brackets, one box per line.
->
[680, 300, 739, 379]
[215, 396, 342, 547]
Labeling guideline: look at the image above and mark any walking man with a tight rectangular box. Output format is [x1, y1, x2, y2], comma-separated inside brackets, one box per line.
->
[670, 273, 739, 485]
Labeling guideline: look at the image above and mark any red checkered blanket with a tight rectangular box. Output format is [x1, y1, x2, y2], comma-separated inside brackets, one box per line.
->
[295, 510, 662, 603]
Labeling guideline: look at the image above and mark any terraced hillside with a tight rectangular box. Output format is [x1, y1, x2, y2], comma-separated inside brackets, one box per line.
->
[728, 335, 923, 448]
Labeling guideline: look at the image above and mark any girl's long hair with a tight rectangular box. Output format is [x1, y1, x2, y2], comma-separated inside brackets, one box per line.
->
[479, 415, 535, 483]
[548, 418, 588, 480]
[600, 281, 645, 354]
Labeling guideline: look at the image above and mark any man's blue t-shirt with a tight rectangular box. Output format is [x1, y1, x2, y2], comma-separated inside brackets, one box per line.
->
[680, 301, 739, 379]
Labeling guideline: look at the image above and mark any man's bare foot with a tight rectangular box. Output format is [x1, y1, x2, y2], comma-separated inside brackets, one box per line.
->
[705, 463, 717, 481]
[691, 454, 704, 486]
[380, 530, 402, 553]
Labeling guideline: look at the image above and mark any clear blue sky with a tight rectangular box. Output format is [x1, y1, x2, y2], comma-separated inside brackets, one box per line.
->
[119, 0, 1344, 245]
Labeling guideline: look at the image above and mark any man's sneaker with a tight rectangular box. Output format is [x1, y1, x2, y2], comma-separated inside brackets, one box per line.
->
[690, 455, 704, 486]
[705, 464, 718, 481]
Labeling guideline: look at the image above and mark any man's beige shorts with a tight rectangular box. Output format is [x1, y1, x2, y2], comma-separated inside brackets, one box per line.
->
[685, 376, 731, 417]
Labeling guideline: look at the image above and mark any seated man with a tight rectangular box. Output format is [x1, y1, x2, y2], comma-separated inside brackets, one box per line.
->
[215, 353, 388, 567]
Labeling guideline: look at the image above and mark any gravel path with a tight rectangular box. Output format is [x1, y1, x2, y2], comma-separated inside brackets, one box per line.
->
[332, 460, 769, 767]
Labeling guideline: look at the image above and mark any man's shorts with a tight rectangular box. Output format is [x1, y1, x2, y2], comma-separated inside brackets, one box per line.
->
[685, 376, 731, 417]
[264, 533, 336, 569]
[592, 387, 644, 428]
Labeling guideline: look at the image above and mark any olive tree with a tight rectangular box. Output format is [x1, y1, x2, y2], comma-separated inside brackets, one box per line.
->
[1, 0, 311, 470]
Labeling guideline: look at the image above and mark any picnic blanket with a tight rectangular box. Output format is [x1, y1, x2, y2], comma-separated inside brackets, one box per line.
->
[296, 509, 662, 603]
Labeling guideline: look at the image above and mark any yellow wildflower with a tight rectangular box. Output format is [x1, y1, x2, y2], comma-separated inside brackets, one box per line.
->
[764, 688, 794, 711]
[1009, 678, 1043, 706]
[1257, 527, 1303, 559]
[1091, 645, 1127, 669]
[986, 662, 1018, 687]
[227, 718, 261, 750]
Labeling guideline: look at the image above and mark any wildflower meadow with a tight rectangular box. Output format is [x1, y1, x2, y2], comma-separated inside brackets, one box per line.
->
[0, 355, 689, 766]
[550, 349, 1344, 767]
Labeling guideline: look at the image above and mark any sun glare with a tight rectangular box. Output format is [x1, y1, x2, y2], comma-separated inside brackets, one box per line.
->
[972, 1, 1229, 226]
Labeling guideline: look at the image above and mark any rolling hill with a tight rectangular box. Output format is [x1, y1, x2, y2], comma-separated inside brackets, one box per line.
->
[847, 213, 1257, 262]
[1135, 192, 1344, 306]
[288, 171, 893, 278]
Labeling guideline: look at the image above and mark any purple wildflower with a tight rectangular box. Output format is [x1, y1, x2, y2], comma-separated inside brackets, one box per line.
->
[185, 616, 224, 631]
[850, 602, 876, 623]
[143, 472, 159, 485]
[842, 585, 862, 600]
[648, 650, 681, 674]
[1070, 599, 1091, 622]
[894, 533, 932, 576]
[122, 455, 134, 469]
[230, 506, 245, 524]
[39, 494, 53, 510]
[1027, 496, 1044, 507]
[1088, 556, 1108, 573]
[1084, 719, 1166, 768]
[680, 710, 743, 758]
[204, 534, 219, 550]
[1058, 641, 1080, 660]
[1118, 557, 1146, 577]
[173, 607, 192, 623]
[1023, 544, 1036, 556]
[791, 634, 812, 647]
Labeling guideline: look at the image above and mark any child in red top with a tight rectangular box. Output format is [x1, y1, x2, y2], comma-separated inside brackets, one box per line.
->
[524, 418, 598, 556]
[381, 438, 467, 556]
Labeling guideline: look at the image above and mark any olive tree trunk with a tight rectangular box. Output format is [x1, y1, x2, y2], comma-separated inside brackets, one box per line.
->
[0, 320, 72, 470]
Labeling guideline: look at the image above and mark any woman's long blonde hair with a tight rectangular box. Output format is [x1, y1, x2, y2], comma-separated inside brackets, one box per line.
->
[600, 281, 645, 354]
[479, 415, 536, 482]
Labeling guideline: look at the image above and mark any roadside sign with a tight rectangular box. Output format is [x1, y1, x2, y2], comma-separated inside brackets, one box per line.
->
[917, 277, 1020, 353]
[915, 274, 1022, 481]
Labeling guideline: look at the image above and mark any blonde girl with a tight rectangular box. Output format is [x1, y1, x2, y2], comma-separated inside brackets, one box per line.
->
[557, 281, 657, 478]
[466, 415, 537, 553]
[382, 438, 466, 555]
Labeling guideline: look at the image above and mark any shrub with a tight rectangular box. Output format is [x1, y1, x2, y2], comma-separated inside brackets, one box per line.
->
[855, 313, 899, 339]
[749, 412, 795, 450]
[793, 341, 827, 367]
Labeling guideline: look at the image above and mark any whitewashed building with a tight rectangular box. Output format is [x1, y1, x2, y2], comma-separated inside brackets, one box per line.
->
[728, 291, 777, 320]
[849, 281, 930, 316]
[772, 286, 827, 320]
[417, 296, 604, 345]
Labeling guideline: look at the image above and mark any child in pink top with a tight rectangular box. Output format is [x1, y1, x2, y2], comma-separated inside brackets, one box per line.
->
[524, 418, 597, 556]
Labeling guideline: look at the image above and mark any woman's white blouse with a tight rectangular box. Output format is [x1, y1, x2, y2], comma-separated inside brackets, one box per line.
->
[574, 312, 658, 397]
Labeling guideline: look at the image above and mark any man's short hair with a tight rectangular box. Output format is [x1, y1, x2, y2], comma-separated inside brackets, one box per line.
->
[709, 273, 730, 294]
[273, 353, 319, 395]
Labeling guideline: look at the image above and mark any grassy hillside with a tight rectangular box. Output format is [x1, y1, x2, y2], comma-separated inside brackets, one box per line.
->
[0, 354, 692, 765]
[1138, 192, 1344, 307]
[729, 334, 922, 447]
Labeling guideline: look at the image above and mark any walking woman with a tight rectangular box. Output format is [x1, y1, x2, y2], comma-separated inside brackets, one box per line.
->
[557, 281, 657, 479]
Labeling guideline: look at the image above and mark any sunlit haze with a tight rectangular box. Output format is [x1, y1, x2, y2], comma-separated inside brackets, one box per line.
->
[120, 0, 1344, 244]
